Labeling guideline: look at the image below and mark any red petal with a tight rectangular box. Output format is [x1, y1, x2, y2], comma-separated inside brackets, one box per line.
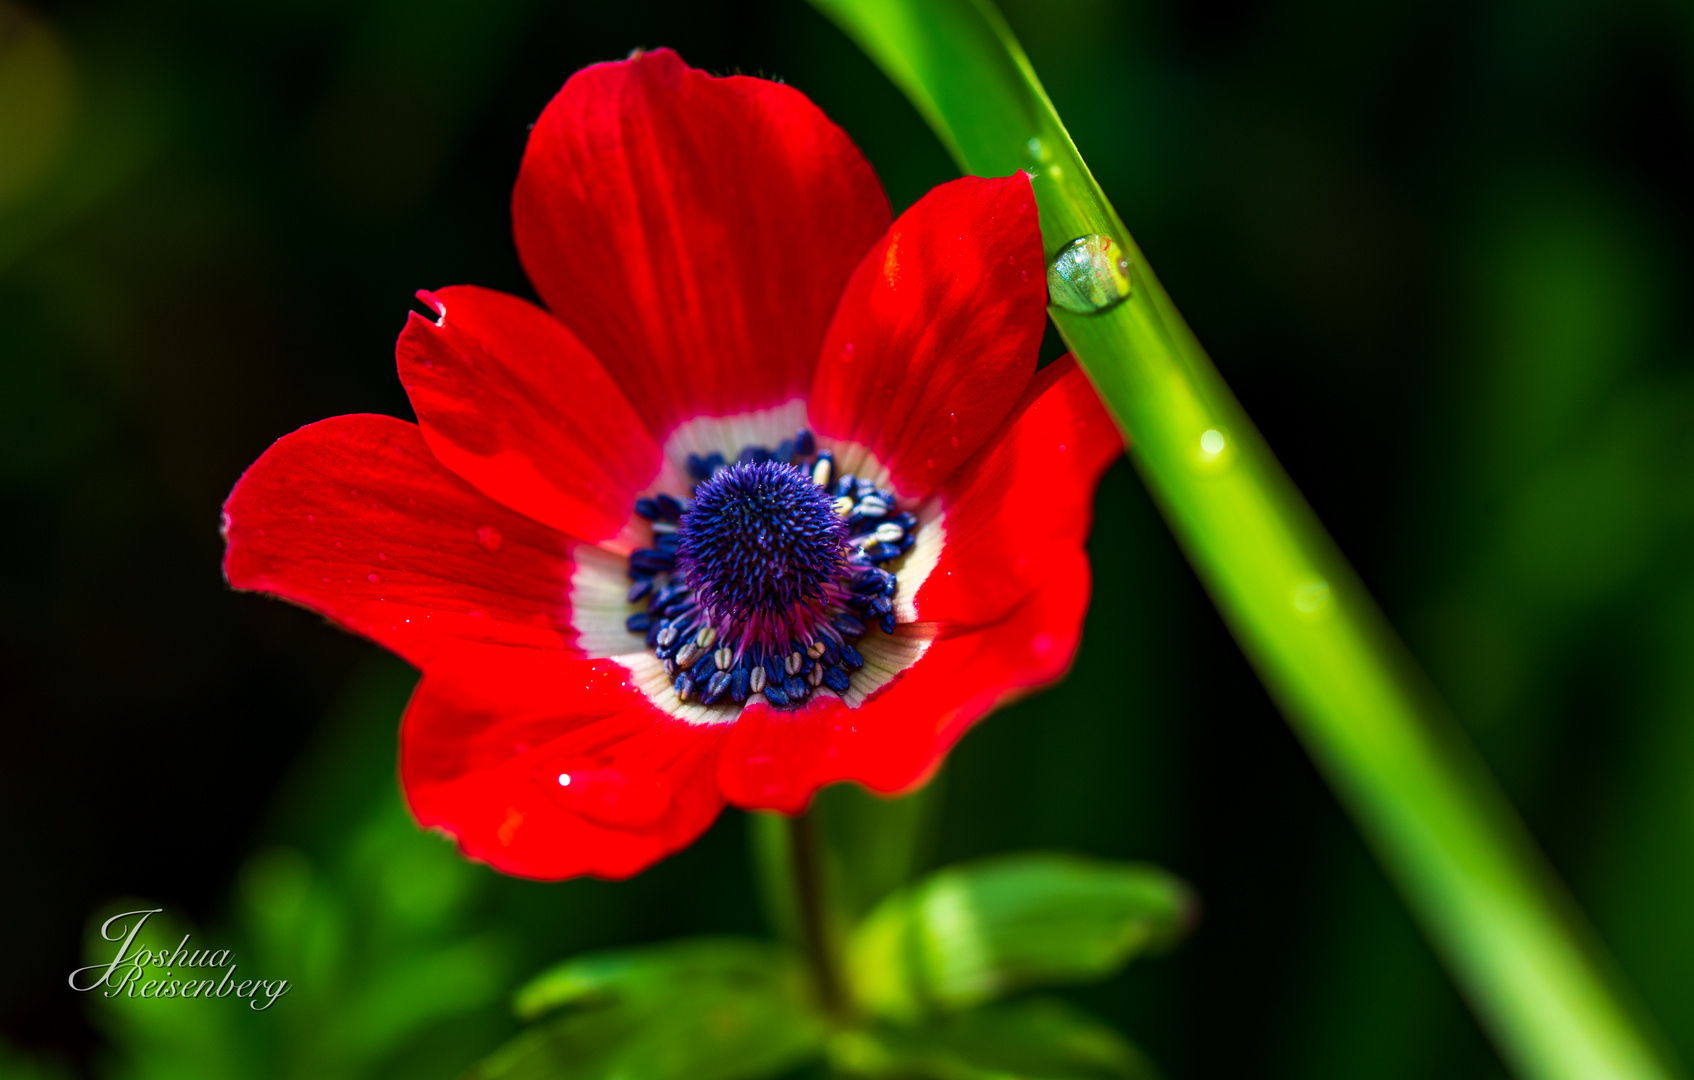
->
[809, 174, 1047, 499]
[222, 415, 580, 667]
[716, 555, 1091, 814]
[513, 49, 890, 437]
[915, 356, 1123, 627]
[401, 647, 730, 880]
[398, 285, 661, 544]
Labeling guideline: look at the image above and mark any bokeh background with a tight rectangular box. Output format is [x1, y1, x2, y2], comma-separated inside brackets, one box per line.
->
[2, 0, 1691, 1075]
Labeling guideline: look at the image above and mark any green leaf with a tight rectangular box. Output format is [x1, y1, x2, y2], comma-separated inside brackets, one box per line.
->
[514, 938, 787, 1019]
[85, 662, 519, 1080]
[806, 3, 1690, 1079]
[846, 856, 1193, 1020]
[475, 938, 828, 1080]
[0, 1037, 75, 1080]
[829, 999, 1157, 1080]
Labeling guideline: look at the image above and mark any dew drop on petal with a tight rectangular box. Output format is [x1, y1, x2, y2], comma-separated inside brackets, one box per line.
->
[367, 573, 379, 584]
[557, 772, 571, 787]
[477, 525, 503, 551]
[1047, 234, 1133, 314]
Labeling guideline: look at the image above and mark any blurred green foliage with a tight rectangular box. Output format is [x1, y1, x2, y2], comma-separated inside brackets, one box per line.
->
[477, 837, 1188, 1077]
[828, 1000, 1158, 1080]
[846, 857, 1193, 1021]
[487, 940, 826, 1080]
[1, 0, 1691, 1076]
[78, 667, 518, 1080]
[55, 661, 1190, 1080]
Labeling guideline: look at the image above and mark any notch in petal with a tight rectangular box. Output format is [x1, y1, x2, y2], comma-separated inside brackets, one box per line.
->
[399, 284, 661, 546]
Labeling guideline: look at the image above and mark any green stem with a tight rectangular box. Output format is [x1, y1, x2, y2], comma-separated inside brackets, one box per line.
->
[788, 810, 850, 1018]
[807, 1, 1686, 1078]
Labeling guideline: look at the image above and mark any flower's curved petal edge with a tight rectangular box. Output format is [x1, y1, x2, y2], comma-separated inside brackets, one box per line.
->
[398, 285, 662, 548]
[716, 550, 1092, 814]
[914, 355, 1123, 628]
[222, 414, 581, 668]
[809, 173, 1047, 501]
[514, 48, 891, 438]
[401, 646, 730, 880]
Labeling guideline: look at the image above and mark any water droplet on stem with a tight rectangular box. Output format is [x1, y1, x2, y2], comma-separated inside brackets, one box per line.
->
[1047, 234, 1132, 314]
[1293, 579, 1331, 614]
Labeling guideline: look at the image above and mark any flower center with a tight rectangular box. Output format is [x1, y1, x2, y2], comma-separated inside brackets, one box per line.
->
[623, 429, 915, 711]
[675, 461, 846, 648]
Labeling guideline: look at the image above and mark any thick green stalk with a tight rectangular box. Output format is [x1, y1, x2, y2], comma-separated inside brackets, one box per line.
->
[806, 1, 1685, 1077]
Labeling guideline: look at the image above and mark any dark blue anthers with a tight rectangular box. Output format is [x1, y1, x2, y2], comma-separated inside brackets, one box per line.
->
[676, 460, 846, 632]
[622, 427, 918, 711]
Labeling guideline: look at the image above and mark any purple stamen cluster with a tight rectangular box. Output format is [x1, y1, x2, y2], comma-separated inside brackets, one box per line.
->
[676, 461, 846, 642]
[623, 429, 918, 710]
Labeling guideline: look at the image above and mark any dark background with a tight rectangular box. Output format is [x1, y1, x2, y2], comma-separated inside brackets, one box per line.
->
[2, 0, 1692, 1076]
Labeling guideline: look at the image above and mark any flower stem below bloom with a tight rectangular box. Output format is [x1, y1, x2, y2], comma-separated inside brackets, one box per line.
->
[787, 809, 851, 1018]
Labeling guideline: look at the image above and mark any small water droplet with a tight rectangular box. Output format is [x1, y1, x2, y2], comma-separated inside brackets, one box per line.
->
[1293, 579, 1331, 614]
[1200, 429, 1226, 456]
[1047, 234, 1133, 314]
[306, 513, 314, 523]
[557, 772, 571, 787]
[367, 573, 380, 584]
[476, 525, 503, 551]
[950, 436, 959, 447]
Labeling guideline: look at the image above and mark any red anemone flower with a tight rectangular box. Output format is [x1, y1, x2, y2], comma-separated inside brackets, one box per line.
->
[222, 50, 1122, 880]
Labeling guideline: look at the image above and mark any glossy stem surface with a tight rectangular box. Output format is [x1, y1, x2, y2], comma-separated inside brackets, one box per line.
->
[807, 1, 1686, 1077]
